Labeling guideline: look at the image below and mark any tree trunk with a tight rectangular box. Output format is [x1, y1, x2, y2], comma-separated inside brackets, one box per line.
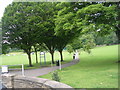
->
[34, 48, 38, 63]
[59, 50, 64, 62]
[50, 50, 55, 64]
[27, 52, 33, 67]
[35, 51, 38, 63]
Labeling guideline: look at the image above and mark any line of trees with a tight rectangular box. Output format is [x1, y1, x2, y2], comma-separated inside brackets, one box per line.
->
[2, 2, 119, 66]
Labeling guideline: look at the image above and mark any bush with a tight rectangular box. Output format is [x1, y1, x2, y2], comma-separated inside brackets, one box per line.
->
[51, 70, 60, 82]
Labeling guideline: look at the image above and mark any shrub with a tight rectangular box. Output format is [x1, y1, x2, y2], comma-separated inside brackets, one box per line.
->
[51, 70, 60, 82]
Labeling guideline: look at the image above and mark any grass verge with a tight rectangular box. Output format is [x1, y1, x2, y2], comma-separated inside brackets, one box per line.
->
[39, 45, 119, 88]
[1, 51, 73, 69]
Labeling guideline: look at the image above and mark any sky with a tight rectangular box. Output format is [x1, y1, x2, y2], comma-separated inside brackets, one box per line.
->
[0, 0, 13, 19]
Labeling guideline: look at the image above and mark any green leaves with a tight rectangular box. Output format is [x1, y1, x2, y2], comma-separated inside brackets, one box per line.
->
[2, 2, 119, 65]
[63, 23, 72, 30]
[66, 32, 96, 53]
[76, 3, 117, 35]
[52, 70, 61, 82]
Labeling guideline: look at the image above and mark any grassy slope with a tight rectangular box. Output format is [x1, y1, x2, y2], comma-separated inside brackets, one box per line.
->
[1, 51, 72, 69]
[39, 45, 118, 88]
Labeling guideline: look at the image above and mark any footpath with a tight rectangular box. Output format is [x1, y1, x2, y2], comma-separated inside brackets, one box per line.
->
[2, 52, 79, 77]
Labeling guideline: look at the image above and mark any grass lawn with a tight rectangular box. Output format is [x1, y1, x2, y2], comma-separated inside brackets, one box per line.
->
[39, 45, 119, 88]
[0, 51, 73, 69]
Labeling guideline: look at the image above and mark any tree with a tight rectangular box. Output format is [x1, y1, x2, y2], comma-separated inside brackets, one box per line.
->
[54, 2, 92, 61]
[75, 2, 119, 63]
[66, 33, 96, 54]
[55, 2, 92, 57]
[55, 36, 69, 61]
[103, 32, 118, 45]
[102, 2, 120, 43]
[114, 2, 120, 44]
[2, 2, 44, 66]
[35, 2, 60, 64]
[2, 43, 10, 54]
[94, 31, 118, 45]
[2, 2, 70, 65]
[72, 2, 119, 44]
[29, 2, 75, 64]
[76, 3, 117, 42]
[55, 2, 117, 59]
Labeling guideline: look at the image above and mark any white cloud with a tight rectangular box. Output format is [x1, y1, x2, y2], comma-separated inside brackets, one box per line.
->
[0, 0, 13, 19]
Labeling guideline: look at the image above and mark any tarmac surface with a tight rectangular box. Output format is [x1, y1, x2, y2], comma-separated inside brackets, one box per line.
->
[0, 52, 79, 78]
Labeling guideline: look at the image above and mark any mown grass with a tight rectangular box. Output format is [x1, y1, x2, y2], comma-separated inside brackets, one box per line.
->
[39, 45, 119, 88]
[0, 51, 73, 69]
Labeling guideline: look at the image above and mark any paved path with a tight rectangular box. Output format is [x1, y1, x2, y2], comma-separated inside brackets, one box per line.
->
[1, 52, 79, 77]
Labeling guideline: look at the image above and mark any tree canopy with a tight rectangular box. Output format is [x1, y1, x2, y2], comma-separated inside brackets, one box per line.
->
[2, 2, 45, 66]
[2, 2, 119, 66]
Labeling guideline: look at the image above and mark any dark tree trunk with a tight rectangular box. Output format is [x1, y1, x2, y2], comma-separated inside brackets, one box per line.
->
[34, 48, 38, 63]
[27, 52, 33, 67]
[35, 51, 38, 63]
[59, 50, 64, 62]
[50, 50, 55, 64]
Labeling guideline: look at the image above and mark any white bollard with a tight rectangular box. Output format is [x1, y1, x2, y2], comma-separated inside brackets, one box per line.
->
[22, 64, 25, 76]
